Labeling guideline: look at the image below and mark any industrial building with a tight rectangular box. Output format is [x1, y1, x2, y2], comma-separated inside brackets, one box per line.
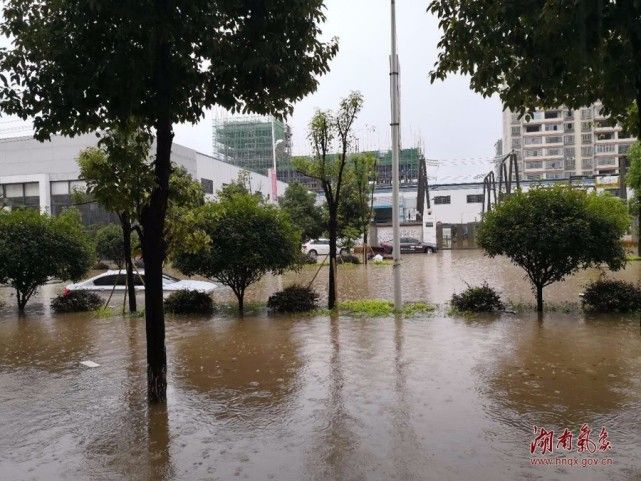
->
[0, 133, 287, 224]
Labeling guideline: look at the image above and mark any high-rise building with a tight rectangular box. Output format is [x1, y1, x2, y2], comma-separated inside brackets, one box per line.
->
[212, 114, 292, 177]
[502, 103, 636, 181]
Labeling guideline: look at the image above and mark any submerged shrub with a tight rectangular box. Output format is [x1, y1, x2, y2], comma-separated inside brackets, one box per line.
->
[451, 283, 504, 312]
[582, 279, 641, 313]
[268, 284, 319, 313]
[164, 289, 214, 315]
[51, 291, 103, 313]
[339, 299, 394, 316]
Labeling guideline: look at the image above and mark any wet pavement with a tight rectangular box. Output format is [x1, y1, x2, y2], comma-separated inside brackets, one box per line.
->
[1, 250, 640, 480]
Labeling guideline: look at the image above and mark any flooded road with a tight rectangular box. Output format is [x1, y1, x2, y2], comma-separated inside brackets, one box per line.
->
[1, 250, 641, 480]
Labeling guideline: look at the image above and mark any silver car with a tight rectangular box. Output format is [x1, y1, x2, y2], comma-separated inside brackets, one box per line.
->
[64, 270, 217, 295]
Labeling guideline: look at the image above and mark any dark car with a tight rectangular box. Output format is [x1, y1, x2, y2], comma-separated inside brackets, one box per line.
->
[381, 237, 437, 254]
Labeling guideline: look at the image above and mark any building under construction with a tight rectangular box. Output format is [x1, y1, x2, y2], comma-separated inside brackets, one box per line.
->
[212, 114, 292, 177]
[275, 147, 426, 192]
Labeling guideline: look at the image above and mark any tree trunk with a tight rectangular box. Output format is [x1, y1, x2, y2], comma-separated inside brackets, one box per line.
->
[121, 213, 137, 313]
[17, 290, 26, 312]
[328, 206, 338, 309]
[236, 290, 245, 315]
[638, 208, 641, 257]
[141, 117, 172, 404]
[363, 228, 369, 265]
[535, 284, 544, 314]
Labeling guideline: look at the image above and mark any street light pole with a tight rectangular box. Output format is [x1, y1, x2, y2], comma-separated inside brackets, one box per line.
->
[271, 117, 278, 203]
[390, 0, 402, 310]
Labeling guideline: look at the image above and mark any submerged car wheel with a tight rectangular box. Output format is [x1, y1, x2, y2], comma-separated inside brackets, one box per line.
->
[426, 246, 435, 254]
[339, 248, 348, 256]
[308, 250, 318, 260]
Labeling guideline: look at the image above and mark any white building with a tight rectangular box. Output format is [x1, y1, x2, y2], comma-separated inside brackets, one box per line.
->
[0, 134, 287, 221]
[502, 103, 636, 181]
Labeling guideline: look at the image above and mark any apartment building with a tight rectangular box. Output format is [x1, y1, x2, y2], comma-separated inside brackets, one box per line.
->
[502, 103, 636, 181]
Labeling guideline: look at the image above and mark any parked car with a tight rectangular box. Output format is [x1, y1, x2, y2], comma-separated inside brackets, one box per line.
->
[380, 237, 437, 254]
[64, 270, 217, 295]
[302, 239, 350, 260]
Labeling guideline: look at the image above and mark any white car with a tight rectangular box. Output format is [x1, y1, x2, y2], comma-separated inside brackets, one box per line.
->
[64, 270, 217, 295]
[302, 239, 349, 260]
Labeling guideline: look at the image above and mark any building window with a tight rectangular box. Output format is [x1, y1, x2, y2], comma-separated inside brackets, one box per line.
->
[525, 173, 542, 180]
[565, 157, 576, 170]
[619, 144, 631, 154]
[596, 132, 614, 141]
[201, 178, 214, 194]
[524, 136, 542, 145]
[581, 121, 592, 132]
[581, 133, 592, 144]
[525, 124, 541, 133]
[581, 146, 593, 156]
[544, 111, 560, 119]
[525, 148, 543, 157]
[565, 123, 574, 132]
[546, 136, 562, 144]
[525, 161, 543, 170]
[511, 126, 521, 136]
[563, 135, 575, 145]
[434, 195, 451, 205]
[582, 157, 594, 169]
[581, 108, 593, 120]
[466, 194, 484, 203]
[546, 148, 561, 156]
[597, 157, 617, 166]
[546, 160, 563, 170]
[544, 124, 559, 131]
[512, 138, 522, 149]
[595, 144, 616, 154]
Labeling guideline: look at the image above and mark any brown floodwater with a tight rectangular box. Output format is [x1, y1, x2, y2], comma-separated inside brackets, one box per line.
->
[1, 250, 641, 481]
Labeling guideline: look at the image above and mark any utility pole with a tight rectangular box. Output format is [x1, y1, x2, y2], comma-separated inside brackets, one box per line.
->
[271, 117, 278, 203]
[390, 0, 402, 310]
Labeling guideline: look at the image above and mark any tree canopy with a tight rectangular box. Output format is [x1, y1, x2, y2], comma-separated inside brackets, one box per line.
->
[173, 191, 301, 314]
[0, 209, 93, 311]
[477, 186, 629, 312]
[279, 182, 324, 242]
[429, 0, 641, 134]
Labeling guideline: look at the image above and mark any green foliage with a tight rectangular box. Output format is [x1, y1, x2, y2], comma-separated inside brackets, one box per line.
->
[279, 182, 324, 241]
[429, 0, 641, 135]
[478, 186, 629, 311]
[625, 141, 641, 193]
[164, 290, 214, 315]
[267, 285, 319, 313]
[582, 279, 641, 313]
[0, 1, 338, 135]
[51, 291, 103, 313]
[78, 123, 155, 219]
[451, 283, 504, 312]
[338, 153, 377, 246]
[173, 191, 301, 313]
[95, 224, 126, 268]
[0, 209, 93, 311]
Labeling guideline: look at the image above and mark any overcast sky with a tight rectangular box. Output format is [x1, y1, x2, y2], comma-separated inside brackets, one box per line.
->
[173, 0, 503, 182]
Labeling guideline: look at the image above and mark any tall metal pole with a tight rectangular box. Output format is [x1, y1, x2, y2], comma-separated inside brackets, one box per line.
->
[271, 117, 278, 203]
[390, 0, 402, 310]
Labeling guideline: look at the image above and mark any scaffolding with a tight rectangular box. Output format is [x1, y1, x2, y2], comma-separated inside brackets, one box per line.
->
[212, 113, 291, 176]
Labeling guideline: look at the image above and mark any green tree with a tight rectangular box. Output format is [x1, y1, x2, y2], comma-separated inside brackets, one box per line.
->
[294, 92, 364, 308]
[0, 209, 92, 311]
[95, 224, 127, 268]
[174, 192, 301, 314]
[279, 182, 324, 242]
[79, 134, 204, 313]
[339, 153, 377, 263]
[477, 187, 629, 313]
[429, 1, 641, 137]
[0, 0, 337, 403]
[625, 141, 641, 255]
[78, 123, 154, 313]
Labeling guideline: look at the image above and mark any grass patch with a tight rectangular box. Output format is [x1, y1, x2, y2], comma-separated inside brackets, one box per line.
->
[626, 255, 641, 261]
[506, 300, 579, 314]
[339, 299, 436, 317]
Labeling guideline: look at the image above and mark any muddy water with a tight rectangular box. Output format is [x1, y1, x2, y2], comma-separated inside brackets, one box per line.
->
[1, 251, 641, 481]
